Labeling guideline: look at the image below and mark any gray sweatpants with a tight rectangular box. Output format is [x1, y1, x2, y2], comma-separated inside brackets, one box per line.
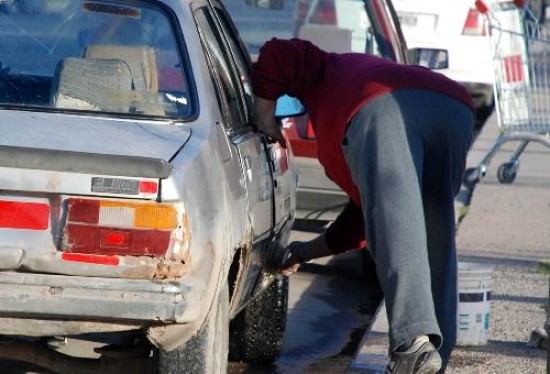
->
[342, 89, 473, 369]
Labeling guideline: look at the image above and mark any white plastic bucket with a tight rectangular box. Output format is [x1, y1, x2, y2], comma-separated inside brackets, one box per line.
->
[456, 262, 493, 346]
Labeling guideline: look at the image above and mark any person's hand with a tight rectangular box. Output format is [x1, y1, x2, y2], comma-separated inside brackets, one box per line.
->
[253, 96, 287, 148]
[280, 241, 309, 276]
[280, 233, 334, 276]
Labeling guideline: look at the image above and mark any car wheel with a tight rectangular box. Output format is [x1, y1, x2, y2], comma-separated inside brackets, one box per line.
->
[155, 284, 229, 374]
[229, 275, 288, 364]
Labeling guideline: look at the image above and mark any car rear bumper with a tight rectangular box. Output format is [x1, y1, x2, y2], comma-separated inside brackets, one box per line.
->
[0, 272, 193, 324]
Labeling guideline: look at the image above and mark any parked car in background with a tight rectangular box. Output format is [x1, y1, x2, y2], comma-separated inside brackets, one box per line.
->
[0, 0, 299, 372]
[227, 0, 446, 219]
[393, 0, 547, 139]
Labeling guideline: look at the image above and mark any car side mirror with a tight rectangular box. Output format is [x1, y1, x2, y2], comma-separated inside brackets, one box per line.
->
[275, 95, 306, 119]
[408, 48, 449, 70]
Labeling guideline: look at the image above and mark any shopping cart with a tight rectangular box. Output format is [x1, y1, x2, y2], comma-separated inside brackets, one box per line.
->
[465, 0, 550, 185]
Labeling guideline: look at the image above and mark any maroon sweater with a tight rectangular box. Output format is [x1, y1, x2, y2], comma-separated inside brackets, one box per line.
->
[252, 38, 474, 253]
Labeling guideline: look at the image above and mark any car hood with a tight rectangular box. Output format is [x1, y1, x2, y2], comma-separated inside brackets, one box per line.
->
[0, 110, 191, 161]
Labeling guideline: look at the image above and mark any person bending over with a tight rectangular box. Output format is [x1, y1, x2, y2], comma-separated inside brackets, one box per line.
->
[252, 38, 474, 374]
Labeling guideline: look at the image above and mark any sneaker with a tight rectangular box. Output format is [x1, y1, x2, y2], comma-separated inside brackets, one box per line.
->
[386, 336, 442, 374]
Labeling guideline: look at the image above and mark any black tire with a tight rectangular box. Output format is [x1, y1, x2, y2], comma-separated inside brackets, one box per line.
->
[229, 275, 288, 364]
[155, 284, 229, 374]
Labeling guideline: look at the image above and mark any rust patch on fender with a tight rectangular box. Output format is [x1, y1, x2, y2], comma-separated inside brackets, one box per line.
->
[121, 265, 156, 279]
[120, 257, 187, 279]
[153, 260, 186, 279]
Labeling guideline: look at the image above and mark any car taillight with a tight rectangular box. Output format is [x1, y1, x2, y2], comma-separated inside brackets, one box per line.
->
[462, 8, 486, 36]
[310, 0, 337, 25]
[63, 198, 178, 257]
[0, 200, 49, 230]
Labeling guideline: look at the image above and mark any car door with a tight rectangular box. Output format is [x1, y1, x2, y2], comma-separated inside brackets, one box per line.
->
[210, 2, 296, 237]
[194, 2, 277, 309]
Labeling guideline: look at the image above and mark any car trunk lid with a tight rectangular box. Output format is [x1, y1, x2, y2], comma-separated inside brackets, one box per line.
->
[0, 110, 190, 197]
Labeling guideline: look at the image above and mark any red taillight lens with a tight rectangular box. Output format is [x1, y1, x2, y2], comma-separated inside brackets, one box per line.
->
[463, 8, 486, 36]
[475, 0, 489, 14]
[67, 199, 99, 223]
[63, 198, 178, 257]
[139, 181, 158, 194]
[0, 200, 49, 230]
[61, 252, 120, 266]
[100, 230, 130, 248]
[310, 0, 337, 25]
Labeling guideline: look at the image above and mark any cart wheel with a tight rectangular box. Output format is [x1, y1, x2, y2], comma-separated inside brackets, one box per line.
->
[497, 162, 517, 184]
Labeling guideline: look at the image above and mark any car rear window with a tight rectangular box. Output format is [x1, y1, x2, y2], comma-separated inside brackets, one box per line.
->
[0, 0, 195, 119]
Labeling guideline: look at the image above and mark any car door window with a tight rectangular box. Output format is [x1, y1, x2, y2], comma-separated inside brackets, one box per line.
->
[195, 8, 248, 131]
[212, 7, 254, 119]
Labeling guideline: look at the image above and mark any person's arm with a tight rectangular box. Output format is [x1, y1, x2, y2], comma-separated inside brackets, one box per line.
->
[253, 95, 287, 148]
[280, 200, 366, 275]
[325, 199, 366, 254]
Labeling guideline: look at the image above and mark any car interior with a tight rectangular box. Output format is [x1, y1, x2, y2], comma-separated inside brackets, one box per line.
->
[0, 2, 192, 118]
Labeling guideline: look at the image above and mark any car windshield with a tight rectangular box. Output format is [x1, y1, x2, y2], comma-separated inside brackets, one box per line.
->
[0, 0, 194, 119]
[225, 0, 395, 60]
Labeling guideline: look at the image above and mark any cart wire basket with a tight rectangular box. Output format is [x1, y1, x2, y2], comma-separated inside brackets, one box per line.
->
[466, 0, 550, 185]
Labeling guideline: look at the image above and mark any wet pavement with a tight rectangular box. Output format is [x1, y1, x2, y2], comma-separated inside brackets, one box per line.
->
[228, 230, 383, 374]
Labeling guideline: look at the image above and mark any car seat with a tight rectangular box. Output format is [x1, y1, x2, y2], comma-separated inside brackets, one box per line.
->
[52, 57, 134, 112]
[82, 45, 164, 115]
[83, 45, 159, 93]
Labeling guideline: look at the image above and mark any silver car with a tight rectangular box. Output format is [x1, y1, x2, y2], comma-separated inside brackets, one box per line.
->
[0, 0, 298, 372]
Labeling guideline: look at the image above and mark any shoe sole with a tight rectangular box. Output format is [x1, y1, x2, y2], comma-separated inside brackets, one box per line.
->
[415, 351, 442, 374]
[416, 362, 441, 374]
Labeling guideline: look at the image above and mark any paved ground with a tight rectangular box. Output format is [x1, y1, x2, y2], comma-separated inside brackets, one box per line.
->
[448, 113, 550, 373]
[351, 112, 550, 373]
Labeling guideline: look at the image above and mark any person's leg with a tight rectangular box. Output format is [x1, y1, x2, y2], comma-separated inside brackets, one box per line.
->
[402, 91, 473, 368]
[342, 93, 441, 353]
[342, 90, 473, 370]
